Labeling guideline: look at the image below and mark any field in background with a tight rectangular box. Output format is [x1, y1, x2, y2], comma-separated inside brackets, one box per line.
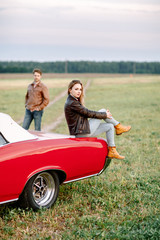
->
[0, 74, 160, 239]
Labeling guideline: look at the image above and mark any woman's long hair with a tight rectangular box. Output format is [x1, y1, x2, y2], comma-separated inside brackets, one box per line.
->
[68, 80, 84, 106]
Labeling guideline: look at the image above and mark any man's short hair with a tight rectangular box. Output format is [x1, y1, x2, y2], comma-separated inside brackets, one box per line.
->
[33, 69, 42, 75]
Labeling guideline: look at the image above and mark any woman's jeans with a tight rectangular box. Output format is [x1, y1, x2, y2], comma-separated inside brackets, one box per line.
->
[77, 109, 119, 147]
[22, 109, 43, 131]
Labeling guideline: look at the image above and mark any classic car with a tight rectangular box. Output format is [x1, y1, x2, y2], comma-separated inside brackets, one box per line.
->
[0, 113, 111, 210]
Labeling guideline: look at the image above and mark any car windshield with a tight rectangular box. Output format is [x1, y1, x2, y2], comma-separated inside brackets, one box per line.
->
[0, 113, 37, 144]
[0, 133, 8, 146]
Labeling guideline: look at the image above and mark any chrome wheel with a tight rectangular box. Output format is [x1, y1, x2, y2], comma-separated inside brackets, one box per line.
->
[19, 171, 59, 209]
[32, 172, 56, 207]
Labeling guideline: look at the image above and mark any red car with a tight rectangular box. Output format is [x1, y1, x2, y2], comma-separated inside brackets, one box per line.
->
[0, 113, 111, 210]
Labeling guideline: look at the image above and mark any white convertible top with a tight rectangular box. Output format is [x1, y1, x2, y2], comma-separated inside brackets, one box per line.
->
[0, 113, 37, 143]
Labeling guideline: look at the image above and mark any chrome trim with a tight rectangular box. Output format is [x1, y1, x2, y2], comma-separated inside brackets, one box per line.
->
[64, 173, 98, 184]
[0, 198, 18, 205]
[97, 157, 112, 176]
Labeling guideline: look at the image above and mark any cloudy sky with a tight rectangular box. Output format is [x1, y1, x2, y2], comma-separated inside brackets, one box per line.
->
[0, 0, 160, 61]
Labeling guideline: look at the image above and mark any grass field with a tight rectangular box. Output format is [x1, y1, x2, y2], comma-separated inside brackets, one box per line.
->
[0, 74, 160, 240]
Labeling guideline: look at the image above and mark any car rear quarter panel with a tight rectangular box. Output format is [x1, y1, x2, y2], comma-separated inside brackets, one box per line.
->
[0, 137, 108, 203]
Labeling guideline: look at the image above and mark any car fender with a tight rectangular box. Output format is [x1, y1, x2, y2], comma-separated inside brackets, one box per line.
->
[24, 167, 67, 187]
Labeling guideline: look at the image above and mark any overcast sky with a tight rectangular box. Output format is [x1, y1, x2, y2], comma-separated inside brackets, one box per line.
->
[0, 0, 160, 61]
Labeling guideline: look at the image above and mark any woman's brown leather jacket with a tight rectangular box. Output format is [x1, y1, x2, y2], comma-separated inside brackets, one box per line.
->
[64, 94, 107, 135]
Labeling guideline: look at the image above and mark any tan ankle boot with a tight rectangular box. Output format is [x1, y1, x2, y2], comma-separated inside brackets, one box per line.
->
[108, 146, 125, 159]
[115, 123, 131, 135]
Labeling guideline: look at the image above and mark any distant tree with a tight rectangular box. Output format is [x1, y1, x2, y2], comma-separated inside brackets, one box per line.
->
[0, 61, 160, 74]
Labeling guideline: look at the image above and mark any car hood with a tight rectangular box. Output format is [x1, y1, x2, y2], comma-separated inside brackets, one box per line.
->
[29, 131, 74, 140]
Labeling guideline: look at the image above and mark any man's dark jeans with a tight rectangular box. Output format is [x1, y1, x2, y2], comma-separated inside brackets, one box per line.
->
[22, 109, 43, 131]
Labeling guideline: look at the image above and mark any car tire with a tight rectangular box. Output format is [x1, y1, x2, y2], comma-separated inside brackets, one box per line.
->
[19, 171, 59, 210]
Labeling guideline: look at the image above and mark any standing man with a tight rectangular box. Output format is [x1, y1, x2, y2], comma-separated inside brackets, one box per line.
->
[22, 69, 49, 131]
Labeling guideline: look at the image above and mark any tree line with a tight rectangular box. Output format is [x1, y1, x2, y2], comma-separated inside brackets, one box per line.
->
[0, 61, 160, 74]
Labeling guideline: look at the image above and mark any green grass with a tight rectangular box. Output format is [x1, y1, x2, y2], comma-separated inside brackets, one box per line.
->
[0, 74, 160, 239]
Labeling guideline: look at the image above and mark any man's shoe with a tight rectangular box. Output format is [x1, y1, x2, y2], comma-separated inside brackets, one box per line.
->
[108, 146, 125, 160]
[115, 123, 131, 135]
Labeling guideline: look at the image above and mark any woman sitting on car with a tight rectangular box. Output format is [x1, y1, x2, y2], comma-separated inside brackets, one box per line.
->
[64, 80, 131, 160]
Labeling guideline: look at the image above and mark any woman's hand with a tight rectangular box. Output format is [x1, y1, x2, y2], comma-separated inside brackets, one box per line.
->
[106, 109, 112, 119]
